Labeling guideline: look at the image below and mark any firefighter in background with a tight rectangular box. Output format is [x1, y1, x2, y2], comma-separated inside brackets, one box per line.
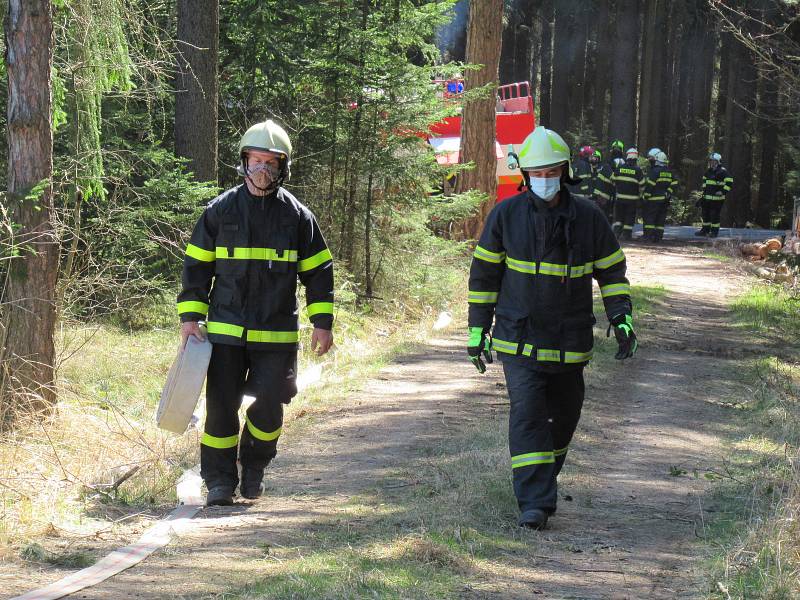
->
[570, 145, 596, 197]
[646, 147, 662, 168]
[594, 140, 625, 221]
[696, 152, 733, 238]
[178, 120, 335, 506]
[467, 126, 637, 530]
[609, 148, 645, 241]
[642, 151, 677, 243]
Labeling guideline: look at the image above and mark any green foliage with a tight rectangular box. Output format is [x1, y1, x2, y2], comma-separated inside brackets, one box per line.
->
[731, 282, 800, 338]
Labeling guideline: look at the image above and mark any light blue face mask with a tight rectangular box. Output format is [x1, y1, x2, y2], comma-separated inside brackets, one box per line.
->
[528, 176, 561, 201]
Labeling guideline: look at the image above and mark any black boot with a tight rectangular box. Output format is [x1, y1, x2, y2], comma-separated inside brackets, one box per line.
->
[518, 509, 549, 530]
[205, 485, 234, 506]
[240, 467, 265, 499]
[694, 227, 709, 237]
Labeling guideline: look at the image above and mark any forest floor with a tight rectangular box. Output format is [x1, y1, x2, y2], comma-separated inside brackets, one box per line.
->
[3, 244, 778, 599]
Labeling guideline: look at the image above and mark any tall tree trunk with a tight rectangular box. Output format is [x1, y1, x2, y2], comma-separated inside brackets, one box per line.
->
[2, 0, 58, 422]
[456, 0, 503, 237]
[713, 31, 732, 152]
[638, 0, 659, 151]
[608, 0, 640, 146]
[721, 33, 757, 227]
[662, 1, 684, 164]
[684, 2, 716, 197]
[590, 0, 611, 143]
[551, 0, 588, 136]
[175, 0, 219, 183]
[538, 0, 553, 126]
[755, 72, 779, 227]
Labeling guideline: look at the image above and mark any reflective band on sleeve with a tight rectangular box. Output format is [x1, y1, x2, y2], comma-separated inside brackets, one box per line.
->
[474, 245, 505, 264]
[201, 432, 239, 449]
[177, 301, 209, 316]
[595, 248, 625, 269]
[511, 451, 555, 469]
[216, 247, 298, 262]
[537, 349, 561, 362]
[207, 321, 245, 338]
[468, 290, 498, 304]
[246, 416, 282, 442]
[186, 243, 216, 262]
[553, 446, 568, 457]
[506, 256, 537, 274]
[600, 283, 631, 298]
[616, 193, 640, 200]
[492, 338, 519, 354]
[522, 343, 534, 356]
[307, 302, 334, 317]
[246, 330, 300, 344]
[565, 351, 593, 363]
[298, 248, 334, 272]
[594, 189, 610, 200]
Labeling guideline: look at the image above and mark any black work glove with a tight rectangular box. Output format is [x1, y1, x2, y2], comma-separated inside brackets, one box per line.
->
[606, 314, 638, 360]
[467, 327, 493, 373]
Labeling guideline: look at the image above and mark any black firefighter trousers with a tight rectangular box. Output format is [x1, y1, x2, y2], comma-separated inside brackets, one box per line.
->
[201, 343, 298, 490]
[612, 200, 637, 240]
[501, 355, 585, 515]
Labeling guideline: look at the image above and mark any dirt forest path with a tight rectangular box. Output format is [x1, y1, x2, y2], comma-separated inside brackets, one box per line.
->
[8, 245, 755, 600]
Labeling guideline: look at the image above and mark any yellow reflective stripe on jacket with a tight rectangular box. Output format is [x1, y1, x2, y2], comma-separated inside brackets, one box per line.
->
[186, 243, 216, 262]
[506, 256, 537, 273]
[307, 302, 334, 317]
[594, 189, 611, 200]
[511, 451, 555, 469]
[597, 173, 612, 184]
[539, 262, 567, 277]
[553, 446, 568, 457]
[522, 343, 534, 356]
[468, 290, 499, 304]
[570, 262, 594, 277]
[613, 175, 642, 185]
[616, 193, 640, 200]
[645, 195, 666, 201]
[246, 330, 300, 344]
[474, 245, 505, 264]
[246, 416, 282, 442]
[565, 351, 593, 363]
[537, 349, 560, 362]
[201, 432, 239, 449]
[600, 283, 631, 298]
[207, 321, 245, 338]
[703, 195, 724, 200]
[177, 301, 209, 316]
[492, 338, 519, 354]
[216, 247, 299, 262]
[595, 248, 624, 269]
[298, 248, 333, 272]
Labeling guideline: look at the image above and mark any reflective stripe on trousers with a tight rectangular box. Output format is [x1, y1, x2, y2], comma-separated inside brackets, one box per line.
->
[502, 355, 585, 514]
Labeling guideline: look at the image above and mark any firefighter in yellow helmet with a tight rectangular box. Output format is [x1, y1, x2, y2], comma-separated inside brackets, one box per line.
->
[177, 120, 335, 506]
[467, 126, 637, 530]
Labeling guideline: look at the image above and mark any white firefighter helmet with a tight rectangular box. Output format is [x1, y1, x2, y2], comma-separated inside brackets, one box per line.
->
[517, 126, 573, 178]
[238, 120, 293, 180]
[626, 147, 639, 160]
[709, 152, 722, 162]
[655, 151, 669, 166]
[647, 147, 662, 160]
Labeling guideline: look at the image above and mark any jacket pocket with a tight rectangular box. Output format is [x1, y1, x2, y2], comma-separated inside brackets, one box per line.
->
[493, 306, 528, 345]
[210, 276, 240, 309]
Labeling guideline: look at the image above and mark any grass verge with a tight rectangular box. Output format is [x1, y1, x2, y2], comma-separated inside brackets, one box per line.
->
[703, 281, 800, 598]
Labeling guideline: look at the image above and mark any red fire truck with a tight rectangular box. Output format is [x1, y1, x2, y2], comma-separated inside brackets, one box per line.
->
[426, 80, 536, 202]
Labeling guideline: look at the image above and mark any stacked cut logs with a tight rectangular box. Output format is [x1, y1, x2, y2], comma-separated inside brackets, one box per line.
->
[739, 236, 798, 284]
[739, 238, 783, 260]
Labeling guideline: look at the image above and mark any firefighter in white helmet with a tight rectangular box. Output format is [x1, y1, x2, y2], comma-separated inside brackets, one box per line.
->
[642, 151, 677, 242]
[178, 120, 335, 506]
[606, 148, 645, 240]
[467, 126, 637, 530]
[696, 152, 733, 237]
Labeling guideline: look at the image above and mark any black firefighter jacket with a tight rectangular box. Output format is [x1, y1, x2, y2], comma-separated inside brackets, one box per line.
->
[701, 165, 733, 202]
[468, 188, 632, 371]
[177, 184, 334, 351]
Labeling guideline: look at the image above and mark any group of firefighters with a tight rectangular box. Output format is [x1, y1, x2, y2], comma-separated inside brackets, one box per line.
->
[569, 141, 733, 240]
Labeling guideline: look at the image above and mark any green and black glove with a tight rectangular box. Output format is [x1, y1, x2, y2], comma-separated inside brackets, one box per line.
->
[467, 327, 493, 373]
[607, 314, 638, 360]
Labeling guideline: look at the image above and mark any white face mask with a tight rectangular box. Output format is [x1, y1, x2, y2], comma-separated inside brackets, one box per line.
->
[246, 162, 280, 190]
[528, 176, 561, 201]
